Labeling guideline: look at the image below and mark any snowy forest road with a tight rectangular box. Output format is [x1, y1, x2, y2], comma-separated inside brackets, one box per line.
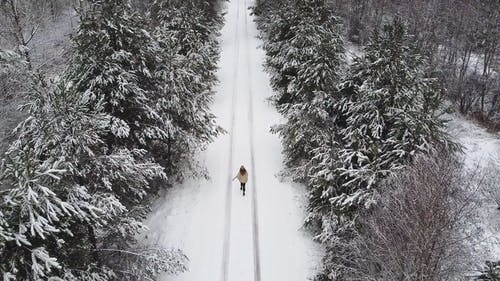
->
[141, 0, 321, 280]
[223, 2, 262, 280]
[244, 1, 263, 280]
[220, 0, 239, 278]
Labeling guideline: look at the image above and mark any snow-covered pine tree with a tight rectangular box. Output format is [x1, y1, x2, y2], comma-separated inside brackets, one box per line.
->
[0, 75, 111, 279]
[330, 18, 456, 217]
[254, 0, 346, 235]
[68, 0, 167, 160]
[151, 0, 221, 56]
[268, 0, 345, 181]
[255, 6, 459, 281]
[258, 0, 302, 106]
[63, 1, 195, 277]
[0, 73, 186, 279]
[150, 0, 223, 180]
[1, 0, 223, 278]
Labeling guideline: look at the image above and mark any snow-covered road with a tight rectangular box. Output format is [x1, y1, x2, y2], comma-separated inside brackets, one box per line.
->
[141, 0, 321, 280]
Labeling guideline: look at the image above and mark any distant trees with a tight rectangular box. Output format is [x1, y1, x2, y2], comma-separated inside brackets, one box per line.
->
[0, 0, 74, 122]
[0, 49, 21, 69]
[330, 0, 500, 125]
[0, 49, 27, 155]
[0, 0, 222, 279]
[0, 0, 40, 69]
[0, 0, 71, 69]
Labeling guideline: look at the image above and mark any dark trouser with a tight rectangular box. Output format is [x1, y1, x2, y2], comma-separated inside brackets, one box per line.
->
[240, 182, 246, 194]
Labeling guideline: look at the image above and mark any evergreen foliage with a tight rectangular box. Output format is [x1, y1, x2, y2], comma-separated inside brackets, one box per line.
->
[257, 0, 345, 183]
[0, 0, 222, 279]
[151, 0, 224, 179]
[254, 1, 457, 279]
[69, 0, 167, 155]
[260, 0, 344, 106]
[0, 75, 179, 279]
[329, 18, 457, 217]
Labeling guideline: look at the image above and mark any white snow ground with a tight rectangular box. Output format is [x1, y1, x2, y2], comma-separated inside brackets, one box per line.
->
[446, 113, 500, 262]
[140, 0, 322, 280]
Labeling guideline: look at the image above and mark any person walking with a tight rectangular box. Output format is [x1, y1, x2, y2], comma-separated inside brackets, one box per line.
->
[232, 165, 248, 196]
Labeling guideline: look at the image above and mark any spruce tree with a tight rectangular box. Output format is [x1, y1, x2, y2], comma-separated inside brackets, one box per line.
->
[0, 73, 185, 279]
[68, 0, 166, 154]
[151, 0, 223, 179]
[330, 18, 456, 216]
[268, 0, 345, 176]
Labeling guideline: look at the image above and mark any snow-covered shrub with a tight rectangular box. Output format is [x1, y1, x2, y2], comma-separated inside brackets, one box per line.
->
[104, 246, 188, 281]
[319, 153, 480, 281]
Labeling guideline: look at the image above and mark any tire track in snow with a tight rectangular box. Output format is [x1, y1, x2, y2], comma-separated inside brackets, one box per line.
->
[244, 2, 262, 280]
[221, 0, 240, 280]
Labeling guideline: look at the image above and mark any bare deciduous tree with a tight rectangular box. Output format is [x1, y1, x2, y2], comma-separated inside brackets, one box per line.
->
[0, 0, 43, 70]
[323, 153, 483, 281]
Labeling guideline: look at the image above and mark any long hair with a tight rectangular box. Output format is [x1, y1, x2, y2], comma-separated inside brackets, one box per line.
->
[239, 166, 247, 175]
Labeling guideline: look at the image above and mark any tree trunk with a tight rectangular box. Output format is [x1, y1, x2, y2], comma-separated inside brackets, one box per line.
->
[87, 224, 101, 266]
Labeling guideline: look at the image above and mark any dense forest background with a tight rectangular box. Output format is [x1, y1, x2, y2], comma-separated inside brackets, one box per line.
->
[335, 0, 500, 127]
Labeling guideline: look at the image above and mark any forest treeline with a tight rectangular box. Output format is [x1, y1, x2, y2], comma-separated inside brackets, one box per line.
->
[0, 0, 223, 279]
[336, 0, 500, 127]
[253, 0, 498, 280]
